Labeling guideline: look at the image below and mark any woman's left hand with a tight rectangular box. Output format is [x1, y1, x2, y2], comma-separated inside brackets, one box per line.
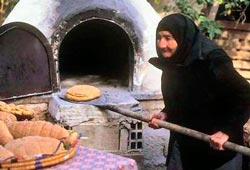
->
[209, 131, 229, 150]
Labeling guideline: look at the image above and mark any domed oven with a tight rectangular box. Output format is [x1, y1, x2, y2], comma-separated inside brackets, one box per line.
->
[2, 0, 161, 101]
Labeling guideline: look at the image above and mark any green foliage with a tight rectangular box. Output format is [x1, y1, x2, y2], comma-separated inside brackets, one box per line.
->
[175, 0, 199, 20]
[196, 0, 214, 4]
[153, 0, 221, 39]
[222, 0, 249, 16]
[153, 0, 162, 4]
[218, 0, 249, 23]
[198, 15, 222, 39]
[153, 0, 248, 39]
[0, 0, 19, 24]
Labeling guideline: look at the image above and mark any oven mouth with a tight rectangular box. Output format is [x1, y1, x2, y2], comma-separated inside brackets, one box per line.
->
[58, 18, 134, 89]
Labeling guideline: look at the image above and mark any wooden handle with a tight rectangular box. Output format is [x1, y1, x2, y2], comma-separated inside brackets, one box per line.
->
[104, 105, 250, 156]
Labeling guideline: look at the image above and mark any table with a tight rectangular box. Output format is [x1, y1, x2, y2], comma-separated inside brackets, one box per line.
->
[46, 146, 138, 170]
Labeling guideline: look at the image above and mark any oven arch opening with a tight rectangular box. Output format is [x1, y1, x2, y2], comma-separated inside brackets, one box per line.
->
[58, 18, 134, 89]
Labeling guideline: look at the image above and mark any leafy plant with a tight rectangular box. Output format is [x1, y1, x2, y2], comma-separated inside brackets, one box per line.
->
[0, 0, 19, 25]
[198, 15, 222, 39]
[220, 0, 249, 23]
[153, 0, 248, 39]
[195, 0, 249, 22]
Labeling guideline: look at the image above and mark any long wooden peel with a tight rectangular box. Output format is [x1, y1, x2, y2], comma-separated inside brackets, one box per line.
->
[58, 91, 250, 156]
[103, 105, 250, 157]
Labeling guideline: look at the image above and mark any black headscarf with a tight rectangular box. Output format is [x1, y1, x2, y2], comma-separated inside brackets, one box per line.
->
[150, 13, 220, 68]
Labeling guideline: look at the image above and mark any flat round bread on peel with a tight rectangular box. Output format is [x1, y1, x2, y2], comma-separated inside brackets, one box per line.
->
[65, 85, 101, 102]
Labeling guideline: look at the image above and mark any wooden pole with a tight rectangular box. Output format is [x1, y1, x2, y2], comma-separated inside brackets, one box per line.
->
[104, 105, 250, 156]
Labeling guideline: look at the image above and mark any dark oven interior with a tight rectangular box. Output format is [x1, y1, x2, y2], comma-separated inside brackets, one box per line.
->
[58, 19, 134, 89]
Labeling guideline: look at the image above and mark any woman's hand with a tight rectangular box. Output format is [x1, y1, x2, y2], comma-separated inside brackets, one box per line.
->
[210, 131, 229, 150]
[148, 112, 167, 129]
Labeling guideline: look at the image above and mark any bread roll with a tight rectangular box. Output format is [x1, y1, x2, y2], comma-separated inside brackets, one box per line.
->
[0, 121, 14, 145]
[0, 145, 14, 160]
[0, 111, 17, 123]
[7, 120, 69, 140]
[5, 136, 65, 157]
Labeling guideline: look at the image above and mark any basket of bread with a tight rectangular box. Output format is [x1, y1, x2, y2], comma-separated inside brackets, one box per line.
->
[0, 104, 79, 170]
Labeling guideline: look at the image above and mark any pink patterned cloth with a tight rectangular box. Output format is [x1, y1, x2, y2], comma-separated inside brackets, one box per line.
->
[47, 146, 138, 170]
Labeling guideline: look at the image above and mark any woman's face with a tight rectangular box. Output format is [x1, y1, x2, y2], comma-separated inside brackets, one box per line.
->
[156, 31, 178, 58]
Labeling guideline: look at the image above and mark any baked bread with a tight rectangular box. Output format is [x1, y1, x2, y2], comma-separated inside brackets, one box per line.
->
[65, 85, 101, 102]
[0, 102, 34, 120]
[0, 101, 11, 112]
[0, 121, 14, 145]
[7, 120, 69, 140]
[4, 136, 65, 157]
[0, 111, 17, 123]
[0, 145, 14, 160]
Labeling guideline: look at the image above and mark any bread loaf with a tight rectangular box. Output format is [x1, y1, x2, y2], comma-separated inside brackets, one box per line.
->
[7, 120, 69, 140]
[65, 85, 101, 102]
[0, 102, 33, 116]
[4, 136, 65, 157]
[0, 121, 14, 145]
[0, 111, 17, 123]
[0, 145, 14, 160]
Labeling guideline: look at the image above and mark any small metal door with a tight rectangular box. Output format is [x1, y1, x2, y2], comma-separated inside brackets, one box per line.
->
[0, 22, 56, 100]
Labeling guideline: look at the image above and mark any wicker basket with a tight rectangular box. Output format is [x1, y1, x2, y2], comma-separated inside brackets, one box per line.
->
[0, 143, 77, 170]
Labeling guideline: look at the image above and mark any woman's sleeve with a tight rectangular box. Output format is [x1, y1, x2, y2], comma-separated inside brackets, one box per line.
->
[161, 107, 168, 114]
[208, 49, 250, 137]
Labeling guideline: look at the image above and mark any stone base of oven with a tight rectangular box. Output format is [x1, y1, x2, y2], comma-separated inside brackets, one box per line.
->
[72, 123, 120, 151]
[48, 91, 168, 170]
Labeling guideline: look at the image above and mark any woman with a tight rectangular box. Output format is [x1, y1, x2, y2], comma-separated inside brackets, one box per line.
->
[148, 13, 250, 170]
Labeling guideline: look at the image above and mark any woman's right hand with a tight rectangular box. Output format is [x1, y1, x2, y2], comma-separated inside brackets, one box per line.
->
[148, 112, 167, 129]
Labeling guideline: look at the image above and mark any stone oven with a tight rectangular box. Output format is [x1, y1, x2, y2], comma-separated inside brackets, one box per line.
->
[2, 0, 168, 169]
[3, 0, 162, 94]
